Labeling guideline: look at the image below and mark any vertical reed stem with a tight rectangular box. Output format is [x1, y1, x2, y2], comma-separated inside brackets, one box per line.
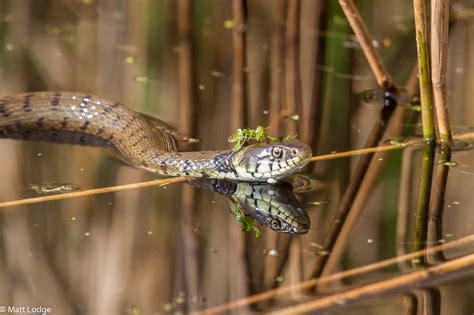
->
[284, 0, 301, 135]
[427, 143, 451, 263]
[177, 0, 199, 306]
[431, 0, 452, 142]
[413, 0, 436, 139]
[269, 0, 286, 134]
[413, 142, 435, 265]
[231, 0, 248, 130]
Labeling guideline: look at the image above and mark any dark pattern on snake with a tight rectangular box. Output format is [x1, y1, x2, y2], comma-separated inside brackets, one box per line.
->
[0, 92, 312, 182]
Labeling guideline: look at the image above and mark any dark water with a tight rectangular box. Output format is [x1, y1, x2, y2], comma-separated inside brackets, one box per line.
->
[0, 1, 473, 314]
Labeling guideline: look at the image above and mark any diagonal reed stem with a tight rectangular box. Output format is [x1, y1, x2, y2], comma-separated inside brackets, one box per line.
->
[196, 235, 474, 314]
[274, 252, 474, 314]
[338, 0, 395, 90]
[0, 177, 188, 209]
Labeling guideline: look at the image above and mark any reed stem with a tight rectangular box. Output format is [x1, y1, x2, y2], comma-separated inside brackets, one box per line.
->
[231, 0, 248, 129]
[431, 0, 452, 142]
[413, 0, 436, 139]
[412, 141, 435, 265]
[338, 0, 395, 90]
[275, 253, 474, 314]
[198, 235, 474, 314]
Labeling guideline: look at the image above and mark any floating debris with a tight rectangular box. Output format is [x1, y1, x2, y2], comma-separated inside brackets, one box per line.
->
[27, 182, 81, 195]
[130, 306, 142, 315]
[210, 70, 226, 78]
[289, 114, 300, 121]
[243, 66, 254, 73]
[307, 201, 328, 206]
[46, 26, 62, 36]
[275, 276, 285, 283]
[175, 291, 186, 304]
[124, 56, 135, 64]
[182, 137, 200, 144]
[223, 20, 235, 29]
[134, 75, 151, 83]
[1, 14, 13, 23]
[162, 303, 173, 313]
[266, 248, 279, 257]
[5, 43, 14, 51]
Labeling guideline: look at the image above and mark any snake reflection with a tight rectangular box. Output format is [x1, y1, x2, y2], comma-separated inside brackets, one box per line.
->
[189, 179, 311, 234]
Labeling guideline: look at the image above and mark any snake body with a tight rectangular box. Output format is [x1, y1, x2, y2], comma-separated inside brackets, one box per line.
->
[0, 92, 312, 182]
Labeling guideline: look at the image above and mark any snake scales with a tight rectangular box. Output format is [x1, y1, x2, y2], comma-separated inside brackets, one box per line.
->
[0, 92, 312, 182]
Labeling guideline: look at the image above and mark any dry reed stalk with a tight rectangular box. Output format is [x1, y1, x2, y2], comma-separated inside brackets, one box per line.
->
[178, 0, 194, 137]
[309, 105, 397, 279]
[320, 107, 410, 278]
[0, 177, 188, 209]
[338, 0, 395, 90]
[284, 0, 301, 135]
[431, 0, 452, 142]
[195, 234, 474, 314]
[413, 0, 436, 139]
[231, 0, 248, 130]
[177, 0, 200, 306]
[310, 143, 407, 162]
[266, 0, 302, 289]
[397, 148, 417, 270]
[274, 253, 474, 314]
[420, 289, 441, 315]
[404, 294, 418, 315]
[299, 1, 323, 145]
[269, 0, 286, 134]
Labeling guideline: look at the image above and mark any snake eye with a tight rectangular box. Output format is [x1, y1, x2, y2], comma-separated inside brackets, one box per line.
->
[270, 219, 282, 230]
[271, 147, 283, 158]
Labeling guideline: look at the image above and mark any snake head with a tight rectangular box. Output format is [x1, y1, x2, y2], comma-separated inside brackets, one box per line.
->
[231, 140, 312, 182]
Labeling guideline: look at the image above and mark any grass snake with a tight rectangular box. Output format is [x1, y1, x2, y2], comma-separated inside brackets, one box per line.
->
[0, 92, 312, 182]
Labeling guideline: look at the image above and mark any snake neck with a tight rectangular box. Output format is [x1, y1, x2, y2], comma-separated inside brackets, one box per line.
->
[142, 150, 238, 179]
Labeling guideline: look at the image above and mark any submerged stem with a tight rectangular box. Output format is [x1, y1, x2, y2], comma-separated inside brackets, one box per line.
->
[413, 141, 435, 266]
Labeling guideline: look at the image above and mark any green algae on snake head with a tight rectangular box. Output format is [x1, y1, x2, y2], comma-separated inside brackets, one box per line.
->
[0, 91, 311, 182]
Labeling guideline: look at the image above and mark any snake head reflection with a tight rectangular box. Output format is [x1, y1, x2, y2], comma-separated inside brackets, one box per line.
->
[233, 182, 311, 234]
[231, 140, 312, 182]
[188, 178, 311, 234]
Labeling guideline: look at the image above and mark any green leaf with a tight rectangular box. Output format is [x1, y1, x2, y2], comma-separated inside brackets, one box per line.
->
[230, 203, 262, 238]
[228, 126, 296, 152]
